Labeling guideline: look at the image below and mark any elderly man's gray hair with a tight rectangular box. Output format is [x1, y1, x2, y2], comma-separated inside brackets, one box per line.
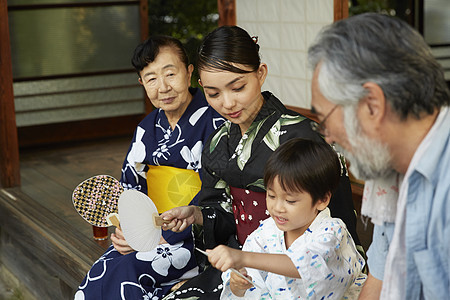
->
[308, 12, 450, 120]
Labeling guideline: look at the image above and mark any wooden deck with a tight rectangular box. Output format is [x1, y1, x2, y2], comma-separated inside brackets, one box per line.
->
[0, 136, 130, 299]
[19, 136, 129, 238]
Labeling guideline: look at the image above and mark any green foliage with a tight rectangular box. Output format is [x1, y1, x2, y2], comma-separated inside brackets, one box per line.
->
[349, 0, 415, 27]
[349, 0, 391, 16]
[147, 0, 218, 86]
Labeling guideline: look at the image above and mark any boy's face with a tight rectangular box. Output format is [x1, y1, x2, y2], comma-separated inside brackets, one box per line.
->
[266, 176, 328, 242]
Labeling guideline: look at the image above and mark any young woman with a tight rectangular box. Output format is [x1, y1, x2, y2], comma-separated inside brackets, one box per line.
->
[160, 26, 360, 299]
[207, 138, 366, 299]
[75, 35, 224, 300]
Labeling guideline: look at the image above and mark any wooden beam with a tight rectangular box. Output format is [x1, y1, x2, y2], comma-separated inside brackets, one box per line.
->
[0, 0, 20, 188]
[285, 105, 318, 123]
[17, 115, 143, 148]
[218, 0, 236, 26]
[139, 0, 153, 115]
[139, 0, 148, 41]
[334, 0, 348, 21]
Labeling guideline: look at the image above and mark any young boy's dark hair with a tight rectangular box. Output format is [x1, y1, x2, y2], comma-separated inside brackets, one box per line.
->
[263, 138, 341, 204]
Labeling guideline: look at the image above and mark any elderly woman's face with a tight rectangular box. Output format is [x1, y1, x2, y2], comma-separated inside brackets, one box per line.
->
[139, 47, 193, 115]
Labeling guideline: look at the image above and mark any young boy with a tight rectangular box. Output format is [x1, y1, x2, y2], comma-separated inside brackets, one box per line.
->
[206, 138, 366, 299]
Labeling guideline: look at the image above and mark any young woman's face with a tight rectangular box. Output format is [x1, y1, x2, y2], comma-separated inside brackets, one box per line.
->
[266, 176, 328, 245]
[139, 46, 193, 116]
[199, 64, 267, 134]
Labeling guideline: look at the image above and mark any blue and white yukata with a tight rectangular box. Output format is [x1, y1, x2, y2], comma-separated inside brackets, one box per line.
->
[221, 208, 367, 299]
[75, 87, 224, 300]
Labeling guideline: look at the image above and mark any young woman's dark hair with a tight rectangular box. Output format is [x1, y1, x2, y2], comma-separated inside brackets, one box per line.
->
[197, 25, 261, 74]
[131, 35, 189, 76]
[264, 138, 341, 204]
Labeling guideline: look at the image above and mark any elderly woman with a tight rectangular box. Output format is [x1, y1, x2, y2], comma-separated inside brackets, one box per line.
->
[75, 36, 223, 299]
[160, 26, 361, 299]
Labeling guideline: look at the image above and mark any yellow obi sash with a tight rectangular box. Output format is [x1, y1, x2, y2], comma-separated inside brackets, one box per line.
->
[147, 165, 202, 213]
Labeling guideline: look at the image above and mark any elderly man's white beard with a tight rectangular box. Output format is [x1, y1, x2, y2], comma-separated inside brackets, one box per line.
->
[334, 106, 395, 181]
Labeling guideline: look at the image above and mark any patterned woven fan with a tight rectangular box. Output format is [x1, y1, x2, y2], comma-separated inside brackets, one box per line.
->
[72, 175, 123, 227]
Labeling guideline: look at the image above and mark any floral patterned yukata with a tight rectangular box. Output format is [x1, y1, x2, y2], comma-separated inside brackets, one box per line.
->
[162, 91, 359, 300]
[221, 208, 367, 299]
[75, 87, 224, 300]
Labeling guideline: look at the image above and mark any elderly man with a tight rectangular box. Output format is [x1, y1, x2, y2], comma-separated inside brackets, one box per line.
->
[307, 12, 449, 300]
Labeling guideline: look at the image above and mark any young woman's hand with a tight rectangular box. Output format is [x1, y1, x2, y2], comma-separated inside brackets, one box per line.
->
[230, 268, 253, 297]
[110, 227, 135, 255]
[160, 205, 203, 232]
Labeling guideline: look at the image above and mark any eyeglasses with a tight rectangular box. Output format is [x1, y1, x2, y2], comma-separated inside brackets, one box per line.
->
[310, 104, 339, 136]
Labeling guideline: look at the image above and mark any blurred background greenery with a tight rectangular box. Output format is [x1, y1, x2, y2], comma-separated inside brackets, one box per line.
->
[147, 0, 219, 86]
[349, 0, 415, 24]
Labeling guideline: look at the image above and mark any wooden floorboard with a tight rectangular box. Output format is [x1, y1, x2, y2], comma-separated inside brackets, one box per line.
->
[0, 136, 131, 299]
[0, 188, 108, 298]
[19, 136, 130, 239]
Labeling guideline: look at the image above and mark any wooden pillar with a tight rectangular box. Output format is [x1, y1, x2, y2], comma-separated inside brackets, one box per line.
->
[218, 0, 236, 26]
[139, 0, 149, 42]
[139, 0, 153, 115]
[334, 0, 349, 21]
[0, 0, 20, 188]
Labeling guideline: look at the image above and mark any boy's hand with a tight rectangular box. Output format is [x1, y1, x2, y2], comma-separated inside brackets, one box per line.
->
[230, 268, 253, 297]
[207, 245, 244, 272]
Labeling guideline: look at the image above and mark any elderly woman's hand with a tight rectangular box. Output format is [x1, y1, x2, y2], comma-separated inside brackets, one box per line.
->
[111, 228, 168, 255]
[160, 205, 203, 232]
[111, 227, 135, 255]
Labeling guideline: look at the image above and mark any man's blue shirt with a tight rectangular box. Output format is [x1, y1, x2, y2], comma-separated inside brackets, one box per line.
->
[404, 107, 449, 299]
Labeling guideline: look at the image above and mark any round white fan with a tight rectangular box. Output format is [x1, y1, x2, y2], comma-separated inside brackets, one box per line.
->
[118, 189, 162, 252]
